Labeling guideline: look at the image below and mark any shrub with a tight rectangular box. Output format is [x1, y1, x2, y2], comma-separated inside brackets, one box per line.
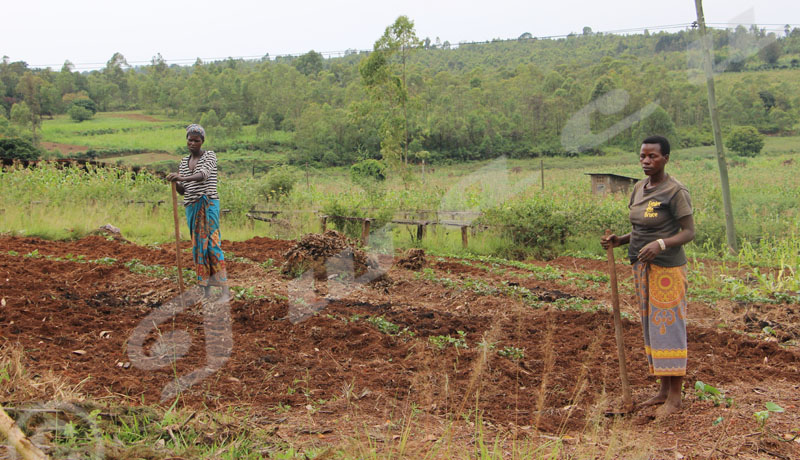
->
[72, 98, 97, 114]
[350, 159, 386, 183]
[222, 112, 243, 136]
[257, 165, 298, 201]
[68, 104, 94, 122]
[0, 137, 40, 161]
[482, 199, 570, 258]
[726, 126, 764, 157]
[199, 109, 220, 128]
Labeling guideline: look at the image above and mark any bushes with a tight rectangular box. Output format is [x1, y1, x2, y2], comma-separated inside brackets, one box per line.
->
[257, 165, 298, 201]
[0, 137, 40, 161]
[481, 194, 629, 258]
[68, 104, 94, 122]
[727, 126, 764, 157]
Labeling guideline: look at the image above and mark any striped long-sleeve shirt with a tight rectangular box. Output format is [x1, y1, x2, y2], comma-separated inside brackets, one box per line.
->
[178, 150, 219, 205]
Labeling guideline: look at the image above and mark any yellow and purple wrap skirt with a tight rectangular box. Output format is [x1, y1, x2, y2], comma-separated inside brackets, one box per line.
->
[632, 262, 688, 376]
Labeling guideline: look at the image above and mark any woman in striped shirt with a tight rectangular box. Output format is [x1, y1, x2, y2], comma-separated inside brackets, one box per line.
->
[166, 124, 229, 299]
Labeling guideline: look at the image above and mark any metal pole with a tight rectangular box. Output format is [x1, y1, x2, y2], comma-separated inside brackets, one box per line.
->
[694, 0, 738, 254]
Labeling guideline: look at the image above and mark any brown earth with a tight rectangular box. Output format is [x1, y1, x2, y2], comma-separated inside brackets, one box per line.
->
[104, 113, 164, 122]
[1, 235, 799, 458]
[40, 142, 89, 154]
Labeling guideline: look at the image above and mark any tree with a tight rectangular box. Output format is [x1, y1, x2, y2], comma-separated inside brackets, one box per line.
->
[68, 104, 93, 122]
[360, 15, 422, 167]
[758, 37, 781, 65]
[9, 102, 31, 127]
[727, 126, 764, 157]
[222, 111, 242, 136]
[199, 109, 220, 128]
[257, 112, 274, 135]
[294, 50, 324, 76]
[633, 106, 677, 148]
[768, 109, 795, 134]
[15, 72, 44, 138]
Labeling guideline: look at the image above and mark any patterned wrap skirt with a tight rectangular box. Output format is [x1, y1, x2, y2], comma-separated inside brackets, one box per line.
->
[185, 195, 227, 287]
[632, 262, 688, 376]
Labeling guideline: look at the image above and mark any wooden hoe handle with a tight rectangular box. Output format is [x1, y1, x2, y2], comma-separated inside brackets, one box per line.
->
[606, 229, 633, 412]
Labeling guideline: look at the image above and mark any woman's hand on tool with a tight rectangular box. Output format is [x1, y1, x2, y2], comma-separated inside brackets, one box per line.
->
[601, 234, 620, 249]
[165, 173, 182, 182]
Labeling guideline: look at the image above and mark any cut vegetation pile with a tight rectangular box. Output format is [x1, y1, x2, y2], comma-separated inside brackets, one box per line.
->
[395, 248, 426, 270]
[281, 230, 378, 280]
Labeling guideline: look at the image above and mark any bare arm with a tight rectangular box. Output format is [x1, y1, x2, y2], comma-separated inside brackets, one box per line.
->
[637, 215, 695, 263]
[601, 232, 631, 249]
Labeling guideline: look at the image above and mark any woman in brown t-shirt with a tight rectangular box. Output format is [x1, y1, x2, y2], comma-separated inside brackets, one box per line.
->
[601, 135, 695, 417]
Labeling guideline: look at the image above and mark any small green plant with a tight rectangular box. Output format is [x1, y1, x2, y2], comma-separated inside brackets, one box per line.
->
[429, 331, 468, 350]
[24, 249, 41, 258]
[7, 250, 19, 256]
[272, 402, 291, 413]
[230, 285, 264, 301]
[498, 346, 525, 361]
[754, 402, 784, 428]
[366, 316, 414, 337]
[694, 381, 733, 407]
[260, 258, 276, 270]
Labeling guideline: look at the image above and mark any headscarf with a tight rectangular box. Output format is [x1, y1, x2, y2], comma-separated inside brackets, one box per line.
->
[186, 124, 206, 140]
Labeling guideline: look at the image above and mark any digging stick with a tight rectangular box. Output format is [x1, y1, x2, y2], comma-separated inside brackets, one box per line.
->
[605, 229, 633, 413]
[171, 182, 186, 305]
[0, 406, 49, 460]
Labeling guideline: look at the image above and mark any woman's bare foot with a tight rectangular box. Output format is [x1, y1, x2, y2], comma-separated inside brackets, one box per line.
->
[638, 393, 668, 408]
[655, 397, 682, 417]
[654, 376, 683, 417]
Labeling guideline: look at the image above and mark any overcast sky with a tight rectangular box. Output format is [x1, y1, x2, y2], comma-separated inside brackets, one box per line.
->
[3, 0, 798, 70]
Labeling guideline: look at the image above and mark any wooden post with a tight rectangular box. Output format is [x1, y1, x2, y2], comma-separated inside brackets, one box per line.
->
[694, 0, 737, 254]
[540, 159, 544, 190]
[416, 224, 424, 241]
[361, 219, 371, 246]
[320, 215, 328, 233]
[1, 406, 49, 460]
[170, 183, 186, 308]
[461, 226, 469, 249]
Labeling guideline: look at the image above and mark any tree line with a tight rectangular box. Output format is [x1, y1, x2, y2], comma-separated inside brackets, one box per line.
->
[2, 19, 799, 165]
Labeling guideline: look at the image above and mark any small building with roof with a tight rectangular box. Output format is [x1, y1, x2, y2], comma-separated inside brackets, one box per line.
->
[585, 173, 639, 196]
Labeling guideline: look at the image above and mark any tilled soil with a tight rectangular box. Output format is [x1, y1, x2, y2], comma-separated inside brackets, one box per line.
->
[1, 235, 799, 458]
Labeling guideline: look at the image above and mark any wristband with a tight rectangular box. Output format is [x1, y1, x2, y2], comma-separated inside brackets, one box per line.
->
[656, 239, 666, 251]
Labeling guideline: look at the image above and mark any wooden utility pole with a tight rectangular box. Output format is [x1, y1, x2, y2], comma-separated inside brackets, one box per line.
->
[694, 0, 738, 253]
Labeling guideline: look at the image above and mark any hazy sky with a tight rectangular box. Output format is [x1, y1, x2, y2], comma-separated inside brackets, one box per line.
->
[3, 0, 798, 70]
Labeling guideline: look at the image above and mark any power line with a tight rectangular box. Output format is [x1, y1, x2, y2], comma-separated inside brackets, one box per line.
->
[28, 21, 800, 71]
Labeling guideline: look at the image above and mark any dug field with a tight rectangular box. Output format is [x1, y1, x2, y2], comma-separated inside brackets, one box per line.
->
[1, 231, 799, 458]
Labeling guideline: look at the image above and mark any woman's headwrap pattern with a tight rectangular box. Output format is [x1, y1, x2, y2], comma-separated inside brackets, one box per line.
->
[186, 124, 206, 140]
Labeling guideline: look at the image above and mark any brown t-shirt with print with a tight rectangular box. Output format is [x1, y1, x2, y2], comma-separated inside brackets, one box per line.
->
[628, 175, 693, 267]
